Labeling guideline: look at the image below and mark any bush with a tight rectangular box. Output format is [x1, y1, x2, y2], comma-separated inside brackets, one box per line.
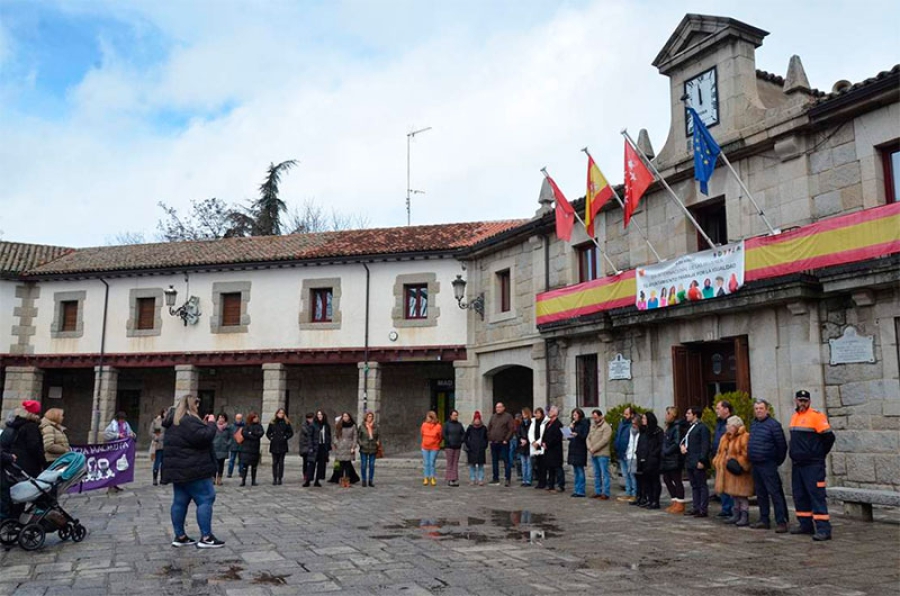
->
[605, 403, 652, 462]
[700, 391, 759, 438]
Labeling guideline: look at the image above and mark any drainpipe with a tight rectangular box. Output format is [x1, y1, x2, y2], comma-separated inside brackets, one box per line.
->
[542, 234, 552, 408]
[362, 263, 370, 414]
[90, 279, 110, 443]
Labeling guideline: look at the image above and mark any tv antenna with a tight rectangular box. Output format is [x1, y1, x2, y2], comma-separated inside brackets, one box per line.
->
[406, 126, 432, 226]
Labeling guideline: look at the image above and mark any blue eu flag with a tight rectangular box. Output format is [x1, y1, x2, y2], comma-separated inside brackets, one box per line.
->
[689, 107, 721, 196]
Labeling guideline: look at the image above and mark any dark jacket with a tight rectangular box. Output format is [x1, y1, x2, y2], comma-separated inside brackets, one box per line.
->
[684, 421, 711, 470]
[487, 411, 515, 443]
[160, 414, 217, 484]
[266, 419, 294, 454]
[239, 422, 265, 465]
[712, 418, 728, 456]
[463, 424, 488, 465]
[661, 419, 686, 472]
[212, 424, 232, 460]
[516, 418, 532, 455]
[228, 421, 246, 453]
[566, 418, 590, 467]
[636, 413, 664, 474]
[748, 415, 787, 465]
[299, 420, 314, 454]
[789, 408, 835, 466]
[614, 417, 632, 460]
[311, 421, 332, 456]
[442, 420, 465, 449]
[0, 411, 45, 477]
[542, 418, 564, 467]
[357, 424, 380, 454]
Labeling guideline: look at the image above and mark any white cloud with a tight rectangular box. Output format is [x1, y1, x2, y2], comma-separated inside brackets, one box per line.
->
[0, 0, 896, 246]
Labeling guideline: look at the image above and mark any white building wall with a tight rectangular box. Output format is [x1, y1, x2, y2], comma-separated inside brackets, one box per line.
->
[0, 281, 17, 352]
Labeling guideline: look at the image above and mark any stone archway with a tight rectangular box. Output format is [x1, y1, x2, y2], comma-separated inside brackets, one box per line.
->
[485, 365, 533, 416]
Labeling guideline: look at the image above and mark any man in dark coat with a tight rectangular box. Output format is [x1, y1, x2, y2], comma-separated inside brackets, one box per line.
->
[0, 401, 46, 520]
[748, 399, 789, 532]
[542, 406, 565, 492]
[487, 402, 515, 486]
[681, 406, 711, 517]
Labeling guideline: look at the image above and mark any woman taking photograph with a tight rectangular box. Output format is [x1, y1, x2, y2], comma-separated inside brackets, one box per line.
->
[442, 410, 465, 487]
[161, 395, 223, 549]
[357, 412, 380, 487]
[40, 408, 70, 465]
[713, 415, 754, 527]
[567, 408, 590, 498]
[305, 410, 331, 487]
[420, 411, 442, 486]
[266, 408, 294, 485]
[463, 411, 488, 486]
[332, 412, 359, 486]
[239, 412, 265, 487]
[212, 413, 231, 486]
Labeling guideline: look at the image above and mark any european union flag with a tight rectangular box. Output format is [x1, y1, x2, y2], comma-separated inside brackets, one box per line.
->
[689, 107, 721, 196]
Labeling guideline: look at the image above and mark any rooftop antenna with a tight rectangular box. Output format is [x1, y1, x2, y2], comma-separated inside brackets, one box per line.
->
[406, 126, 432, 226]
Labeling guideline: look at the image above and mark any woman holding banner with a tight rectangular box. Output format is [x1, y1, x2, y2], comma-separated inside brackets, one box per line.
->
[162, 394, 224, 549]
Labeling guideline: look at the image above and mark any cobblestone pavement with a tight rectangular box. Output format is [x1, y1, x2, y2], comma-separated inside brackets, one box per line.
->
[1, 456, 898, 596]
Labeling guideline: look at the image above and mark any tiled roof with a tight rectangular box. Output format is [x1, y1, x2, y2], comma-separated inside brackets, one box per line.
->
[24, 220, 528, 276]
[755, 69, 825, 96]
[0, 241, 72, 275]
[814, 64, 899, 104]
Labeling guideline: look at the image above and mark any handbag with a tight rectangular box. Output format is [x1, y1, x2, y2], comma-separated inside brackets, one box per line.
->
[726, 457, 743, 476]
[375, 441, 384, 459]
[233, 428, 244, 445]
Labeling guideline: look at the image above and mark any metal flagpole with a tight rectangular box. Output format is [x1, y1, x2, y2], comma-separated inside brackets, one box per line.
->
[582, 147, 662, 262]
[621, 129, 717, 250]
[541, 168, 622, 276]
[718, 153, 779, 236]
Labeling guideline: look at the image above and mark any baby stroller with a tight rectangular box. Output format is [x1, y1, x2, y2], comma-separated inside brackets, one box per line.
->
[0, 451, 88, 550]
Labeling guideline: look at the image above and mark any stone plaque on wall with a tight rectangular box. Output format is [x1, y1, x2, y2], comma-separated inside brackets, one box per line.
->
[608, 353, 632, 380]
[829, 326, 875, 365]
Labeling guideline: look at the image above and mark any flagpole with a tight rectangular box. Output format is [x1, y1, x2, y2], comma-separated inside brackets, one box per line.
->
[582, 147, 662, 263]
[541, 168, 622, 276]
[718, 153, 779, 236]
[621, 129, 717, 249]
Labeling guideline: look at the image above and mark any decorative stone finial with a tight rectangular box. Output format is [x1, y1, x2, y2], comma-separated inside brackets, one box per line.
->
[535, 177, 554, 217]
[637, 129, 655, 159]
[784, 55, 811, 94]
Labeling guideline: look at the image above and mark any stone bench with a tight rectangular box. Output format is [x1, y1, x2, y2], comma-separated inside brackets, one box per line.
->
[828, 487, 900, 521]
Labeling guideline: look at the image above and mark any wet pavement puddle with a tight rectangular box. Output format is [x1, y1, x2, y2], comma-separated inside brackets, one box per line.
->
[373, 509, 561, 545]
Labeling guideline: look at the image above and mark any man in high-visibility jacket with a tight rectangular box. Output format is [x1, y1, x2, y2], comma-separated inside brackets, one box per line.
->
[789, 389, 835, 541]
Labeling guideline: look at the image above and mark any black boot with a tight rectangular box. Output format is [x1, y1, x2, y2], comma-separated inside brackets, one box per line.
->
[152, 471, 158, 486]
[251, 468, 258, 486]
[240, 469, 247, 487]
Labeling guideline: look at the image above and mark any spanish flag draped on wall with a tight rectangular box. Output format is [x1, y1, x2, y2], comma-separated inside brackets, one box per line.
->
[585, 155, 614, 237]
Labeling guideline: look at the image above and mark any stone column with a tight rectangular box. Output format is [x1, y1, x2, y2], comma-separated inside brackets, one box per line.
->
[92, 365, 119, 443]
[453, 358, 479, 424]
[261, 363, 287, 462]
[174, 364, 199, 405]
[358, 362, 382, 424]
[2, 366, 44, 419]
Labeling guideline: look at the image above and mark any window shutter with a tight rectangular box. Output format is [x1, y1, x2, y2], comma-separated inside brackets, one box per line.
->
[136, 297, 155, 330]
[221, 293, 242, 326]
[61, 301, 78, 332]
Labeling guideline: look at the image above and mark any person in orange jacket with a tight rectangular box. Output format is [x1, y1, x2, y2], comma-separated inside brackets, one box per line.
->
[420, 411, 443, 486]
[789, 390, 835, 541]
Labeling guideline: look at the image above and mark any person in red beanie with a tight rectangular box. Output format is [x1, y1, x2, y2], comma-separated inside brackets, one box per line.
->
[463, 411, 488, 486]
[0, 400, 46, 520]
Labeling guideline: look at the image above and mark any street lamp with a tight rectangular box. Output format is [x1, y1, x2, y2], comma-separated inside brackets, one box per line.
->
[451, 274, 484, 320]
[164, 285, 201, 326]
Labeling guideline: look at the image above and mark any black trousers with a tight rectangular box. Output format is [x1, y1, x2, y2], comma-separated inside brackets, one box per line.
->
[272, 452, 286, 481]
[792, 462, 830, 535]
[635, 473, 645, 501]
[216, 458, 226, 479]
[533, 455, 547, 488]
[663, 469, 685, 500]
[643, 470, 662, 505]
[301, 454, 310, 482]
[311, 446, 329, 481]
[752, 462, 788, 525]
[688, 467, 709, 514]
[547, 465, 565, 489]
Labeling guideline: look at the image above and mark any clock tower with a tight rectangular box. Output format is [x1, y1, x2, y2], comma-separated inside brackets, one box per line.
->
[652, 14, 771, 170]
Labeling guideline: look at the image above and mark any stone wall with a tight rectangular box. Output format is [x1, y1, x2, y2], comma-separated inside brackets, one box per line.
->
[821, 289, 900, 491]
[42, 368, 93, 444]
[380, 362, 452, 454]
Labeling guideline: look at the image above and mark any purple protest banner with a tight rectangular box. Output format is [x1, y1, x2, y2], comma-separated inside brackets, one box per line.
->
[67, 438, 136, 493]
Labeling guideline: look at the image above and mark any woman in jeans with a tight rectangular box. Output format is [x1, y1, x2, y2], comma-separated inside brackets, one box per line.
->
[442, 410, 465, 487]
[162, 394, 224, 549]
[266, 408, 294, 485]
[463, 411, 488, 486]
[420, 411, 442, 486]
[357, 412, 380, 487]
[567, 408, 590, 497]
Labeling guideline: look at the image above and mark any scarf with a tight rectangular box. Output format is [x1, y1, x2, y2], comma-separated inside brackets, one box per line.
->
[365, 422, 374, 439]
[217, 421, 227, 431]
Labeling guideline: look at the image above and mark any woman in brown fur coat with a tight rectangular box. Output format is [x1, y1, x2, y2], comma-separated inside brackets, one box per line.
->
[713, 415, 754, 526]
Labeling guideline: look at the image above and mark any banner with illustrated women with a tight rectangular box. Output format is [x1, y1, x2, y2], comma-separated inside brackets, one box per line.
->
[67, 438, 135, 493]
[635, 242, 744, 310]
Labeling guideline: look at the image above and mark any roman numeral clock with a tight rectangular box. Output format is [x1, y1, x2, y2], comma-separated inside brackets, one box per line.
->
[684, 66, 719, 135]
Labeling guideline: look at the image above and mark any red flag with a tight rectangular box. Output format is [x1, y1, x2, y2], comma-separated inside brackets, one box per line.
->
[623, 140, 653, 227]
[544, 175, 575, 242]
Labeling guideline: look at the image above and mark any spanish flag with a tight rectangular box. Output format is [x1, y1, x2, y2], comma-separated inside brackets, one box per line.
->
[585, 155, 613, 236]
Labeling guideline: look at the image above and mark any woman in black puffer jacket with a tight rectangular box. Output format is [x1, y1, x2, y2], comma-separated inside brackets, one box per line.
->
[239, 412, 265, 487]
[266, 409, 293, 486]
[161, 395, 223, 549]
[635, 411, 664, 509]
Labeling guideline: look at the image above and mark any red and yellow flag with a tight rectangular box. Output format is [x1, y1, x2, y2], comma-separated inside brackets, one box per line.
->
[585, 155, 614, 236]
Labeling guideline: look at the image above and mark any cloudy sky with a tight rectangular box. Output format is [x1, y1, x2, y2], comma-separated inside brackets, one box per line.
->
[0, 0, 896, 247]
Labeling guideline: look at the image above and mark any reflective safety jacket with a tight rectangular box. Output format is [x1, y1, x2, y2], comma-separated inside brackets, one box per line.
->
[789, 408, 835, 466]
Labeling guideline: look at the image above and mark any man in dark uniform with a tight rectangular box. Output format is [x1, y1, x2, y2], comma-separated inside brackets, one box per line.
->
[789, 390, 835, 541]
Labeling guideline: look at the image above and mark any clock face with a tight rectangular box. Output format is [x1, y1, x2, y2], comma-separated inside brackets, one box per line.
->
[684, 66, 719, 135]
